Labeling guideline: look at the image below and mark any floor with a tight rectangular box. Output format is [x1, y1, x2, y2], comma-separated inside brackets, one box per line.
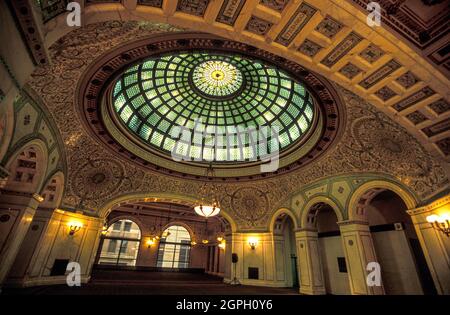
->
[2, 270, 299, 295]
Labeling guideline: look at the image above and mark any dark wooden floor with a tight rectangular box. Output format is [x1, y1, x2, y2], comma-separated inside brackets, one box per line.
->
[2, 270, 299, 295]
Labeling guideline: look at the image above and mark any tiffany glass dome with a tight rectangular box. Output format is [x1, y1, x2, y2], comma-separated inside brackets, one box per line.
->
[110, 51, 316, 164]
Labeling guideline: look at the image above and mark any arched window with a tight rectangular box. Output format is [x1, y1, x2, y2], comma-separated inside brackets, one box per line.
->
[157, 225, 191, 268]
[98, 219, 141, 266]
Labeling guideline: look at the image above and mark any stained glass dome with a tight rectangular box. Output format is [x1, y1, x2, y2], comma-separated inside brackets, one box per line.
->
[111, 51, 316, 163]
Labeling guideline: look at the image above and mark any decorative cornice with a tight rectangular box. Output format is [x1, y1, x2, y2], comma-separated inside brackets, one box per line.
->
[407, 194, 450, 215]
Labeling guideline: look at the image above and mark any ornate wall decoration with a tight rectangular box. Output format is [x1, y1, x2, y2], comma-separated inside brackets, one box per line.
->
[71, 158, 125, 202]
[297, 39, 322, 57]
[224, 186, 272, 227]
[176, 0, 210, 17]
[359, 44, 384, 64]
[359, 59, 402, 89]
[245, 16, 273, 36]
[393, 86, 436, 112]
[24, 21, 448, 231]
[321, 32, 362, 68]
[216, 0, 246, 25]
[275, 2, 317, 46]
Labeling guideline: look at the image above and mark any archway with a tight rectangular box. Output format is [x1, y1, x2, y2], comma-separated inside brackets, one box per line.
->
[351, 187, 436, 295]
[271, 210, 298, 288]
[98, 219, 142, 266]
[94, 197, 234, 284]
[302, 198, 350, 295]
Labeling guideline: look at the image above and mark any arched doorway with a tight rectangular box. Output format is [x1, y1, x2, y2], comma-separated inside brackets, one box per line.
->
[94, 199, 233, 281]
[157, 225, 191, 268]
[98, 219, 142, 266]
[364, 190, 436, 295]
[272, 211, 298, 288]
[302, 200, 350, 295]
[315, 203, 350, 295]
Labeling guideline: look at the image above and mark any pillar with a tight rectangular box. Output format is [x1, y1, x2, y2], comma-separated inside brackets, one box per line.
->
[0, 192, 41, 285]
[295, 229, 326, 295]
[338, 220, 384, 295]
[407, 195, 450, 294]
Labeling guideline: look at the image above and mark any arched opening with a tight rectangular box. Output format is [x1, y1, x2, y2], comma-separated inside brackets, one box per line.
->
[98, 219, 142, 266]
[93, 199, 233, 284]
[304, 201, 350, 295]
[272, 213, 298, 288]
[157, 225, 191, 268]
[3, 144, 47, 194]
[363, 190, 436, 295]
[315, 203, 350, 295]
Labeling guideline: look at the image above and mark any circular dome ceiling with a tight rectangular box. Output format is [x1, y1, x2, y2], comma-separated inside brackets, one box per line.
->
[80, 34, 343, 180]
[111, 52, 315, 163]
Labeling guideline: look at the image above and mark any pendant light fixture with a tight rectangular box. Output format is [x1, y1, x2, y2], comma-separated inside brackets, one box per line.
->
[194, 163, 221, 218]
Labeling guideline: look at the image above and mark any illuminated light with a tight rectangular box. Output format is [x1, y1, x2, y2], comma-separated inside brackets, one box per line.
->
[217, 236, 223, 242]
[202, 239, 209, 244]
[191, 241, 197, 246]
[67, 221, 83, 236]
[248, 237, 258, 250]
[33, 193, 44, 203]
[194, 204, 221, 218]
[218, 240, 226, 250]
[146, 238, 155, 248]
[426, 214, 439, 223]
[101, 224, 108, 236]
[427, 213, 450, 237]
[192, 60, 242, 97]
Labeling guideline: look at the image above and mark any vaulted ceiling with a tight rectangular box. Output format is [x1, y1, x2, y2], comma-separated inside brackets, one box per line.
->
[11, 0, 449, 162]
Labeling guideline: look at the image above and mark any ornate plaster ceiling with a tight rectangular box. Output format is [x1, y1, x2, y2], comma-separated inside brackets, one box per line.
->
[13, 0, 447, 162]
[25, 21, 448, 230]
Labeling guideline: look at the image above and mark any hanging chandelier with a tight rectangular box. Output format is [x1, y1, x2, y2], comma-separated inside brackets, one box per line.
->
[194, 164, 221, 218]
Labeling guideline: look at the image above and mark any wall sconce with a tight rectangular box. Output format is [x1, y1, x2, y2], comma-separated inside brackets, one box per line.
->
[218, 240, 226, 250]
[217, 236, 223, 242]
[146, 238, 155, 248]
[101, 224, 108, 236]
[248, 237, 258, 250]
[202, 239, 209, 244]
[427, 213, 450, 237]
[191, 241, 197, 246]
[68, 221, 83, 236]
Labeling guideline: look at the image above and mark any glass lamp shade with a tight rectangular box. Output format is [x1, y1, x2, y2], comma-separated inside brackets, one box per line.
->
[194, 204, 221, 218]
